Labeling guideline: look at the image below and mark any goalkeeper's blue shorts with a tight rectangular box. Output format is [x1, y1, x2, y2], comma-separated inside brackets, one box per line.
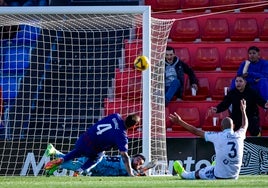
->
[90, 156, 128, 176]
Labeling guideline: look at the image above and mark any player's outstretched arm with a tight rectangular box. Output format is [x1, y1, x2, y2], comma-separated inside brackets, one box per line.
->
[169, 112, 205, 138]
[240, 99, 248, 131]
[137, 159, 158, 176]
[120, 151, 135, 177]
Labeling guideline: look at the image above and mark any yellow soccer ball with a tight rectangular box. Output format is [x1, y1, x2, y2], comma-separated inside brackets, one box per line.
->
[134, 55, 149, 71]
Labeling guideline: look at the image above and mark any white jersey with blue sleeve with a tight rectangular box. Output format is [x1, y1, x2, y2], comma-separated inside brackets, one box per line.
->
[204, 128, 246, 179]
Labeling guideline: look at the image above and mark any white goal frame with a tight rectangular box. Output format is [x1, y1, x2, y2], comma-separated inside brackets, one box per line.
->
[0, 6, 173, 176]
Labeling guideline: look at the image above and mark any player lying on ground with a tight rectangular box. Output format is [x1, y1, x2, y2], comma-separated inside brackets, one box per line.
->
[169, 99, 248, 180]
[44, 113, 140, 176]
[44, 143, 157, 176]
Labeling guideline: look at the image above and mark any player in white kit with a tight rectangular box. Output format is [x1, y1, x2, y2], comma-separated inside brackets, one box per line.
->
[169, 99, 248, 180]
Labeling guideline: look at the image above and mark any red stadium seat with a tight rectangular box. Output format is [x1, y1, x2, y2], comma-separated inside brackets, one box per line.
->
[210, 0, 238, 11]
[202, 109, 230, 132]
[104, 98, 142, 120]
[259, 18, 268, 41]
[168, 100, 232, 135]
[201, 18, 229, 41]
[169, 18, 200, 42]
[180, 0, 210, 12]
[145, 0, 181, 12]
[192, 46, 220, 71]
[104, 98, 142, 138]
[114, 68, 142, 100]
[238, 0, 268, 12]
[168, 100, 221, 128]
[259, 47, 268, 60]
[230, 17, 258, 41]
[211, 73, 235, 100]
[221, 46, 248, 70]
[183, 75, 210, 101]
[165, 107, 172, 129]
[124, 40, 142, 69]
[171, 106, 200, 131]
[174, 47, 191, 65]
[258, 107, 268, 136]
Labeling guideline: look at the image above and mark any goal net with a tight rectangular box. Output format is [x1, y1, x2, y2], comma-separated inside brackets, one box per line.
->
[0, 6, 174, 176]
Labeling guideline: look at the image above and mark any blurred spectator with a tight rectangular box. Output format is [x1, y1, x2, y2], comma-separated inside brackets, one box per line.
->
[0, 0, 7, 5]
[6, 0, 48, 6]
[231, 46, 268, 101]
[165, 46, 198, 106]
[0, 25, 19, 40]
[210, 75, 268, 136]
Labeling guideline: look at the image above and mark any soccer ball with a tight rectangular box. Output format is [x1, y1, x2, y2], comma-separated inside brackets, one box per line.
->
[134, 55, 149, 71]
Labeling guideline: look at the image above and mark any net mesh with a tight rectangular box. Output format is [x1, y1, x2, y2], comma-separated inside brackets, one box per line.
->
[0, 8, 174, 176]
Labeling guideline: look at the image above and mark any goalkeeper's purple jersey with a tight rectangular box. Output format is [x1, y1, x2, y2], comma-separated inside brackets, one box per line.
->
[84, 113, 128, 153]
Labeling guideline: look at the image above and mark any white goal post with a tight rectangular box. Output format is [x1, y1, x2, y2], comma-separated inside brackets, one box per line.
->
[0, 6, 174, 176]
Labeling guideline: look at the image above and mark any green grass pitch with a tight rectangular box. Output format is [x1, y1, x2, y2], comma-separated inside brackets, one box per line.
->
[0, 175, 267, 188]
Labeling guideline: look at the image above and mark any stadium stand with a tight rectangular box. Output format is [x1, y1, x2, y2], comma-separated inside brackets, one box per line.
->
[200, 17, 229, 41]
[183, 75, 210, 101]
[0, 25, 40, 138]
[167, 41, 268, 71]
[238, 0, 268, 12]
[258, 106, 268, 136]
[259, 17, 268, 41]
[167, 99, 268, 137]
[68, 0, 139, 5]
[104, 98, 142, 138]
[201, 108, 230, 132]
[169, 18, 200, 42]
[144, 0, 181, 12]
[191, 46, 220, 71]
[27, 29, 129, 137]
[211, 72, 234, 100]
[146, 0, 268, 12]
[149, 0, 268, 137]
[153, 12, 268, 42]
[114, 68, 142, 100]
[230, 17, 259, 41]
[210, 0, 238, 12]
[124, 40, 143, 69]
[221, 46, 248, 70]
[3, 1, 268, 139]
[166, 101, 200, 138]
[180, 0, 210, 12]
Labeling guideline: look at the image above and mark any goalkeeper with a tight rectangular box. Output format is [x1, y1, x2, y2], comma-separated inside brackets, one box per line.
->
[44, 113, 140, 177]
[44, 144, 156, 176]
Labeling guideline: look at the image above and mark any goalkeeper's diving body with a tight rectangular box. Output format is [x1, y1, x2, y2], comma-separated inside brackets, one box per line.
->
[44, 113, 141, 176]
[169, 99, 248, 180]
[44, 144, 157, 176]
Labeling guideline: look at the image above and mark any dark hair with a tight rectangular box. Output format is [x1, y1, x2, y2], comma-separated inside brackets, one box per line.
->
[131, 154, 146, 169]
[166, 46, 175, 53]
[125, 114, 140, 129]
[133, 154, 146, 162]
[248, 46, 260, 53]
[235, 74, 246, 80]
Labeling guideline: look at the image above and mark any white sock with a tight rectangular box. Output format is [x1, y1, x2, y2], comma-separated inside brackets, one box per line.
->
[181, 171, 196, 179]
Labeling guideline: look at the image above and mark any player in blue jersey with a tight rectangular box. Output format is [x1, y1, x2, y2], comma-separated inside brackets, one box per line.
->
[231, 46, 268, 100]
[44, 143, 156, 176]
[44, 113, 140, 176]
[169, 99, 248, 180]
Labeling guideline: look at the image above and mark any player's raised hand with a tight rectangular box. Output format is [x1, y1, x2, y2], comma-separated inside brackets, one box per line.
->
[208, 107, 217, 116]
[169, 112, 182, 124]
[240, 99, 246, 112]
[265, 101, 268, 109]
